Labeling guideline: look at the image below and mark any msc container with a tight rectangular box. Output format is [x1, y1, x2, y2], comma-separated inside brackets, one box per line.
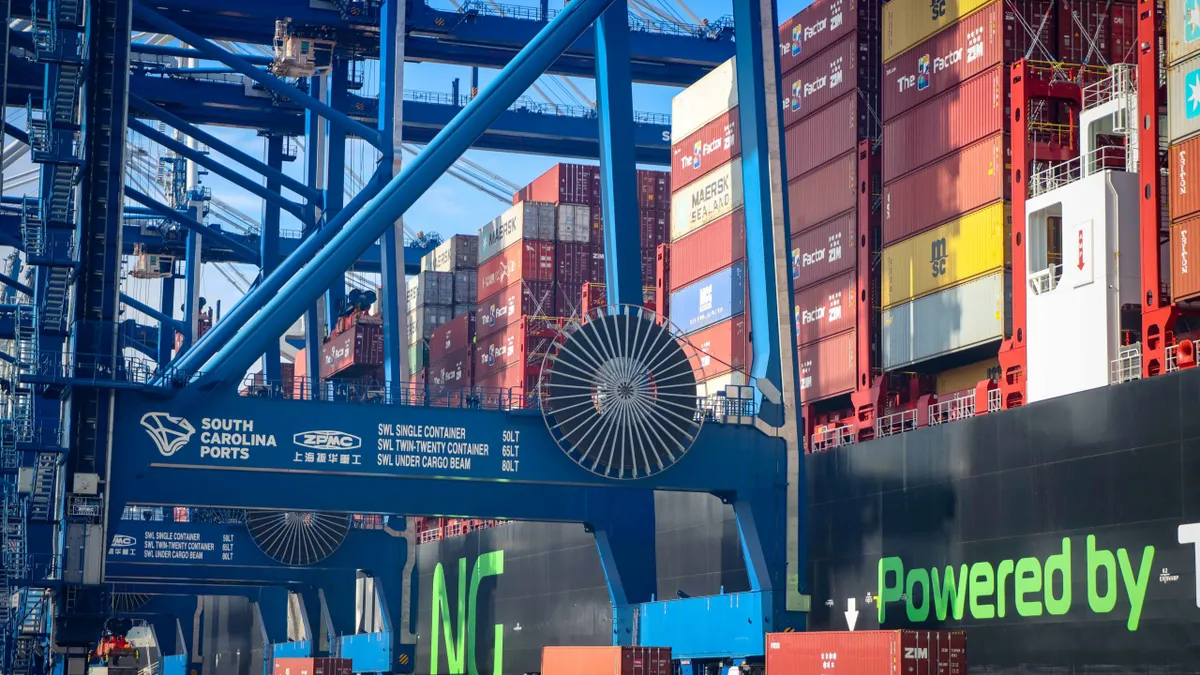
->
[1059, 0, 1111, 63]
[778, 0, 881, 76]
[556, 204, 593, 243]
[789, 151, 857, 232]
[936, 357, 1001, 393]
[476, 279, 556, 339]
[637, 169, 670, 210]
[795, 271, 856, 346]
[883, 65, 1006, 182]
[798, 329, 857, 402]
[792, 211, 856, 289]
[405, 270, 454, 307]
[782, 32, 880, 130]
[671, 58, 737, 140]
[883, 133, 1010, 246]
[477, 240, 556, 300]
[785, 93, 876, 179]
[670, 108, 741, 192]
[670, 209, 747, 290]
[669, 262, 746, 335]
[421, 234, 479, 272]
[541, 646, 672, 675]
[882, 270, 1009, 369]
[670, 157, 744, 241]
[1168, 52, 1200, 144]
[765, 630, 966, 674]
[1110, 0, 1136, 64]
[478, 201, 556, 263]
[884, 0, 994, 62]
[514, 162, 600, 206]
[273, 657, 353, 675]
[427, 352, 474, 390]
[1170, 136, 1200, 221]
[321, 323, 383, 379]
[429, 311, 476, 364]
[555, 242, 592, 285]
[689, 315, 749, 378]
[1171, 217, 1200, 301]
[882, 201, 1009, 307]
[406, 304, 453, 345]
[453, 269, 476, 304]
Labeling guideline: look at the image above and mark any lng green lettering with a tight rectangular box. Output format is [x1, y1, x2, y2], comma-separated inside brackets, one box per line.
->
[430, 550, 506, 675]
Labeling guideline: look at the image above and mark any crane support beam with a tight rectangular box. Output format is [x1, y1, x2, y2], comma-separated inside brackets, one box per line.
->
[120, 292, 185, 332]
[130, 41, 273, 65]
[124, 187, 260, 263]
[0, 271, 33, 297]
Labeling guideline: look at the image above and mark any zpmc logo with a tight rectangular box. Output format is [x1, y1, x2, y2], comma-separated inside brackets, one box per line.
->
[140, 412, 196, 457]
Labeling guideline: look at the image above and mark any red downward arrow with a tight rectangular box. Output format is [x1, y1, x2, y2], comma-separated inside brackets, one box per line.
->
[1078, 230, 1086, 271]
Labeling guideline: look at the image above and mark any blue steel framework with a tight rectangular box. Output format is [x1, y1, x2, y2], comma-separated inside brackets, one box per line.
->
[0, 0, 788, 674]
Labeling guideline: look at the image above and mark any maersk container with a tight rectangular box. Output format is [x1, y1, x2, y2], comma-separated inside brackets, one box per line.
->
[671, 58, 736, 141]
[792, 211, 856, 289]
[883, 0, 994, 62]
[669, 263, 746, 335]
[785, 93, 876, 179]
[478, 201, 556, 263]
[428, 311, 476, 364]
[476, 279, 556, 339]
[795, 271, 856, 346]
[670, 108, 740, 193]
[882, 270, 1010, 369]
[764, 630, 966, 675]
[670, 157, 744, 241]
[789, 151, 857, 232]
[1171, 217, 1200, 302]
[1169, 0, 1200, 64]
[689, 315, 749, 379]
[477, 240, 555, 300]
[515, 162, 600, 206]
[883, 133, 1010, 245]
[778, 0, 881, 76]
[670, 209, 747, 290]
[421, 234, 479, 273]
[406, 304, 453, 346]
[883, 65, 1006, 182]
[798, 329, 857, 402]
[782, 31, 879, 130]
[556, 204, 592, 244]
[882, 201, 1009, 307]
[405, 271, 453, 308]
[541, 646, 672, 675]
[1168, 52, 1200, 144]
[1170, 136, 1200, 221]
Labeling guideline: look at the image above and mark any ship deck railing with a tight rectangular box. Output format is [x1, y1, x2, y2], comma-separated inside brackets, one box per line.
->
[1111, 342, 1143, 385]
[810, 425, 854, 452]
[929, 392, 976, 425]
[875, 409, 917, 438]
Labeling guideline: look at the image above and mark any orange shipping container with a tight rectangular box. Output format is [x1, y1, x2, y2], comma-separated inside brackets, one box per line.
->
[1170, 136, 1200, 222]
[541, 646, 672, 675]
[784, 93, 872, 179]
[689, 315, 750, 379]
[798, 329, 857, 402]
[273, 659, 352, 675]
[1172, 217, 1200, 302]
[788, 151, 857, 233]
[669, 209, 747, 290]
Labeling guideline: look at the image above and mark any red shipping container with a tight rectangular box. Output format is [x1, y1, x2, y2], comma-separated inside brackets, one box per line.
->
[475, 318, 562, 381]
[778, 0, 880, 77]
[882, 133, 1010, 245]
[476, 279, 555, 339]
[791, 211, 855, 289]
[477, 239, 555, 299]
[1059, 0, 1111, 63]
[794, 271, 856, 346]
[427, 351, 474, 390]
[883, 65, 1007, 182]
[273, 658, 353, 675]
[1170, 136, 1200, 222]
[782, 31, 879, 129]
[541, 646, 672, 675]
[321, 323, 383, 379]
[798, 329, 857, 402]
[636, 169, 670, 211]
[555, 282, 585, 318]
[589, 248, 607, 284]
[556, 242, 592, 285]
[1004, 0, 1059, 64]
[765, 630, 966, 674]
[785, 93, 875, 179]
[670, 209, 747, 290]
[590, 207, 605, 246]
[670, 108, 741, 192]
[789, 151, 857, 233]
[640, 210, 670, 249]
[1172, 216, 1200, 302]
[1110, 1, 1136, 64]
[428, 311, 476, 364]
[515, 163, 600, 206]
[688, 315, 749, 378]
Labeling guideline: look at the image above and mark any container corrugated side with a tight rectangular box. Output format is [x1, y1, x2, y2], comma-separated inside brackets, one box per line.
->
[883, 0, 995, 62]
[475, 279, 556, 339]
[689, 315, 749, 378]
[671, 58, 736, 140]
[936, 357, 1001, 393]
[1059, 0, 1112, 62]
[1168, 52, 1200, 145]
[406, 305, 453, 345]
[670, 157, 744, 241]
[782, 32, 878, 129]
[792, 212, 856, 289]
[477, 240, 555, 299]
[556, 204, 592, 243]
[670, 108, 740, 193]
[1171, 217, 1200, 301]
[1170, 136, 1200, 221]
[669, 209, 747, 290]
[406, 270, 454, 307]
[429, 311, 476, 364]
[427, 351, 474, 390]
[669, 263, 746, 335]
[798, 330, 857, 402]
[765, 631, 966, 674]
[795, 271, 856, 346]
[789, 151, 857, 233]
[475, 320, 560, 381]
[514, 163, 601, 206]
[883, 65, 1006, 182]
[785, 93, 876, 179]
[882, 270, 1009, 369]
[555, 242, 591, 285]
[778, 0, 879, 76]
[1169, 0, 1200, 64]
[478, 201, 555, 263]
[883, 133, 1009, 245]
[452, 270, 476, 304]
[1110, 1, 1137, 64]
[882, 201, 1009, 307]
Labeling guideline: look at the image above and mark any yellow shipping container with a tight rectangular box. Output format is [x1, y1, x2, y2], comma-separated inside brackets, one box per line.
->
[936, 359, 1001, 395]
[883, 0, 996, 62]
[882, 201, 1010, 308]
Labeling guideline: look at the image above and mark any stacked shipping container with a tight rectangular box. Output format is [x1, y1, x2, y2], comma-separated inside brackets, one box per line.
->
[405, 268, 454, 383]
[1169, 0, 1200, 301]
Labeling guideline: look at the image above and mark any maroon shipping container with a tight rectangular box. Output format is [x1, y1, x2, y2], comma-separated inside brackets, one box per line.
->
[428, 311, 476, 364]
[556, 242, 592, 285]
[590, 248, 607, 285]
[474, 319, 560, 381]
[1110, 1, 1136, 64]
[884, 65, 1006, 182]
[640, 210, 670, 249]
[669, 209, 747, 290]
[798, 329, 857, 402]
[789, 151, 857, 233]
[476, 279, 555, 339]
[778, 0, 881, 77]
[642, 247, 658, 285]
[274, 658, 353, 675]
[689, 315, 749, 378]
[785, 93, 875, 180]
[321, 323, 383, 379]
[637, 169, 670, 211]
[792, 211, 855, 289]
[883, 133, 1010, 245]
[1171, 136, 1200, 222]
[670, 108, 741, 192]
[556, 281, 585, 318]
[590, 207, 605, 246]
[542, 646, 672, 675]
[1005, 0, 1059, 63]
[765, 630, 966, 675]
[782, 31, 879, 129]
[515, 163, 600, 206]
[477, 239, 555, 300]
[794, 271, 856, 346]
[1172, 216, 1200, 302]
[427, 351, 474, 390]
[1060, 0, 1111, 63]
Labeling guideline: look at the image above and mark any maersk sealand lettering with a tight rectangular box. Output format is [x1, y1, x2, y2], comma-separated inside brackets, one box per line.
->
[430, 550, 505, 675]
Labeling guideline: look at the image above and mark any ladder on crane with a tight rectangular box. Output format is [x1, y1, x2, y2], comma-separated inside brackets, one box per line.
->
[12, 307, 36, 443]
[30, 453, 57, 522]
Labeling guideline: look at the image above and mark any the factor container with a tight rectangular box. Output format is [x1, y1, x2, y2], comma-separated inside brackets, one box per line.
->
[791, 211, 855, 289]
[883, 0, 994, 62]
[421, 234, 479, 273]
[477, 240, 555, 300]
[670, 209, 747, 290]
[882, 270, 1010, 369]
[428, 312, 476, 365]
[781, 31, 880, 130]
[321, 323, 383, 379]
[764, 630, 966, 673]
[474, 318, 561, 383]
[671, 157, 744, 241]
[1170, 135, 1200, 221]
[670, 108, 741, 193]
[799, 329, 858, 402]
[478, 201, 556, 263]
[427, 352, 473, 390]
[669, 263, 747, 335]
[476, 279, 555, 339]
[794, 271, 856, 346]
[779, 0, 880, 76]
[541, 646, 672, 675]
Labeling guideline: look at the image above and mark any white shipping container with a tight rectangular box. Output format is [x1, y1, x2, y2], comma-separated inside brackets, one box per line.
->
[422, 234, 479, 272]
[1169, 0, 1200, 65]
[478, 201, 556, 263]
[407, 305, 454, 345]
[671, 57, 737, 141]
[405, 271, 454, 307]
[881, 271, 1011, 370]
[671, 158, 744, 241]
[1169, 53, 1200, 144]
[556, 204, 592, 243]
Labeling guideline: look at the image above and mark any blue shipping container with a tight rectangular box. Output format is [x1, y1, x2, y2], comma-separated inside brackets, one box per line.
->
[669, 263, 746, 334]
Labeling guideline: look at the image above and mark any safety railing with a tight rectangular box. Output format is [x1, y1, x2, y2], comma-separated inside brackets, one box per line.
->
[987, 387, 1002, 413]
[1028, 264, 1063, 295]
[875, 409, 917, 438]
[404, 88, 671, 125]
[434, 0, 731, 38]
[417, 519, 508, 544]
[1110, 343, 1143, 385]
[1029, 145, 1128, 197]
[929, 392, 976, 425]
[1082, 63, 1136, 110]
[1167, 343, 1179, 373]
[810, 426, 854, 452]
